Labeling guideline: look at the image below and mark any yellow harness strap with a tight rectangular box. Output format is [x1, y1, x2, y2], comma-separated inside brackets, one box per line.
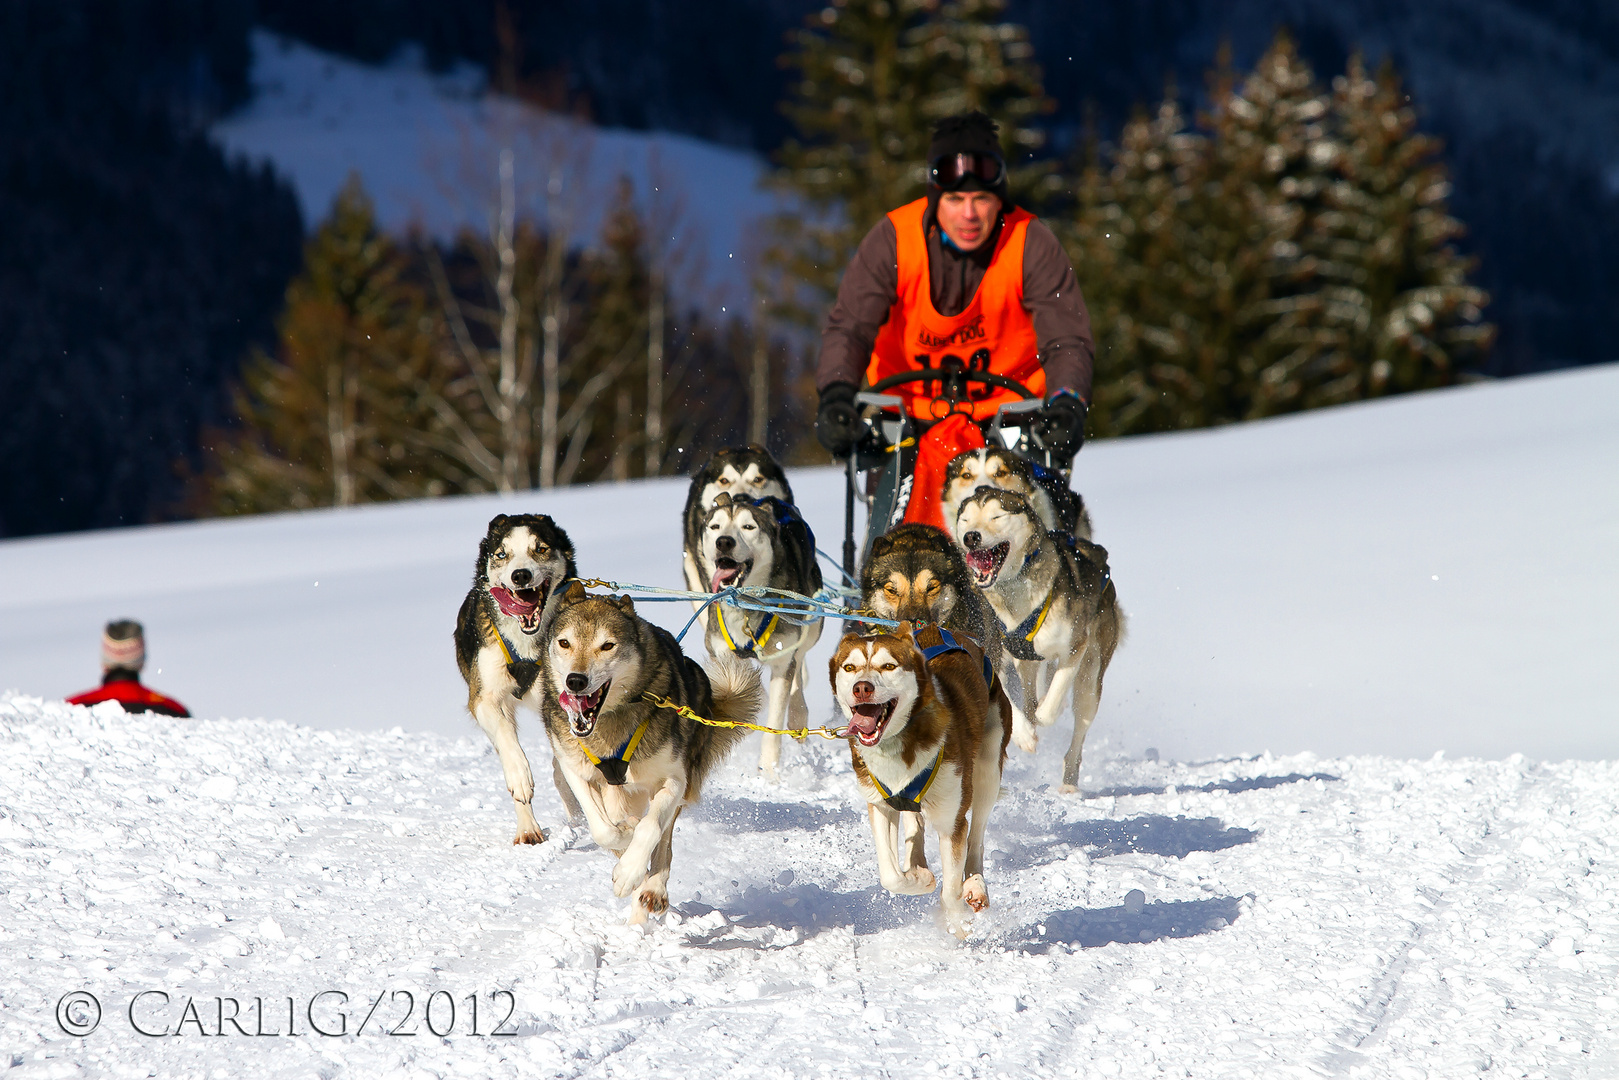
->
[1024, 588, 1055, 646]
[715, 604, 779, 659]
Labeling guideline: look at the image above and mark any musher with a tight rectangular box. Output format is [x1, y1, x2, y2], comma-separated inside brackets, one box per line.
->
[812, 110, 1095, 534]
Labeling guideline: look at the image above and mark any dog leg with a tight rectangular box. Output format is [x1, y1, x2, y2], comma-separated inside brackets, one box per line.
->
[1035, 658, 1080, 730]
[962, 702, 1005, 913]
[899, 811, 929, 876]
[470, 694, 543, 845]
[757, 655, 793, 779]
[1011, 659, 1042, 753]
[630, 807, 681, 924]
[555, 755, 633, 853]
[613, 777, 685, 898]
[934, 818, 973, 939]
[868, 803, 936, 895]
[552, 755, 585, 824]
[1060, 643, 1106, 794]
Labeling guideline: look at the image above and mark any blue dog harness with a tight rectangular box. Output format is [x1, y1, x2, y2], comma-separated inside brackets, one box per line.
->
[866, 626, 993, 814]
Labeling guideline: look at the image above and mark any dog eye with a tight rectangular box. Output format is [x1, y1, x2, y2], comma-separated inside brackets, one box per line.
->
[718, 478, 730, 485]
[883, 584, 898, 595]
[494, 551, 508, 561]
[880, 663, 898, 672]
[557, 639, 571, 650]
[742, 524, 755, 530]
[842, 664, 856, 673]
[600, 642, 615, 652]
[927, 581, 941, 593]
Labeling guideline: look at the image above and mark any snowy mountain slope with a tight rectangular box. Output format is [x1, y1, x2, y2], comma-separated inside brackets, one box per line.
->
[3, 696, 1618, 1077]
[2, 364, 1614, 763]
[211, 31, 785, 305]
[2, 370, 1617, 1077]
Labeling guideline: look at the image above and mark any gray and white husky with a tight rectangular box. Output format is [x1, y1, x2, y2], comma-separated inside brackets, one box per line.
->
[541, 583, 762, 922]
[681, 446, 794, 598]
[453, 513, 582, 844]
[942, 447, 1092, 539]
[951, 488, 1122, 792]
[695, 492, 823, 778]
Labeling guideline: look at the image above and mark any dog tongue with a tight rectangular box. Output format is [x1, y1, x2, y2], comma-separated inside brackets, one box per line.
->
[710, 568, 737, 591]
[965, 550, 996, 573]
[489, 586, 537, 616]
[847, 703, 884, 737]
[559, 690, 586, 714]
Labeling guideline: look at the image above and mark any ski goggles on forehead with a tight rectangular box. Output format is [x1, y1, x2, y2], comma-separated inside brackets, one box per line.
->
[930, 151, 1006, 189]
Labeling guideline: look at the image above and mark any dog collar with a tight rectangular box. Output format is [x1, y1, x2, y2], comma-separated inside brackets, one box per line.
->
[715, 604, 780, 660]
[867, 749, 945, 814]
[576, 716, 653, 786]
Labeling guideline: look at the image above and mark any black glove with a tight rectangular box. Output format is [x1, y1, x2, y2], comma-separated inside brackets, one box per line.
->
[1035, 392, 1087, 459]
[814, 382, 863, 458]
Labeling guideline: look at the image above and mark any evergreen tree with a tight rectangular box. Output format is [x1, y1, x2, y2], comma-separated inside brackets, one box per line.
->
[1071, 31, 1495, 435]
[1311, 55, 1495, 395]
[201, 177, 443, 514]
[1071, 97, 1210, 436]
[770, 0, 1051, 315]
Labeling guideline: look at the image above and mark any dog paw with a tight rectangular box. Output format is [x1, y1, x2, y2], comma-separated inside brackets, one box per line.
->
[636, 887, 669, 917]
[1011, 717, 1040, 754]
[962, 875, 989, 912]
[511, 828, 547, 846]
[612, 857, 648, 898]
[504, 767, 535, 806]
[883, 867, 937, 896]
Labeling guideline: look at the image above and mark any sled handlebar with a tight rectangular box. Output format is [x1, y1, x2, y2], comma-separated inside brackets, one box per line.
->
[866, 367, 1039, 401]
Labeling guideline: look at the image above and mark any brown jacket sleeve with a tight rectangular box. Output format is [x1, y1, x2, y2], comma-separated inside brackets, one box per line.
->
[815, 217, 899, 391]
[1021, 219, 1095, 402]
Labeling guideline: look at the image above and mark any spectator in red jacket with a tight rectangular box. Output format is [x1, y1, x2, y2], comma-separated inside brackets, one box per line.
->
[67, 619, 190, 718]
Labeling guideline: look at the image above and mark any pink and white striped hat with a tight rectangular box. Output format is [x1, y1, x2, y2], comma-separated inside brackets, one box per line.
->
[101, 620, 146, 672]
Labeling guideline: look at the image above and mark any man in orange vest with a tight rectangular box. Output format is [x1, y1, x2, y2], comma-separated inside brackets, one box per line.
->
[814, 111, 1095, 463]
[67, 619, 190, 718]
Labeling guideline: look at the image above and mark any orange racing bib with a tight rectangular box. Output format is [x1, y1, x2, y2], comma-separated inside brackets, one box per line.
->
[865, 197, 1044, 422]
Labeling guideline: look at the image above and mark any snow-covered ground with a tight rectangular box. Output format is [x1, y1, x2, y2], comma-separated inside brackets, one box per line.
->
[211, 31, 784, 306]
[3, 366, 1617, 1077]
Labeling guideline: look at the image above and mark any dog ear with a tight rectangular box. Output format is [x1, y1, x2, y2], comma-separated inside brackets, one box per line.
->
[895, 620, 915, 637]
[488, 514, 508, 531]
[559, 580, 588, 606]
[610, 593, 636, 614]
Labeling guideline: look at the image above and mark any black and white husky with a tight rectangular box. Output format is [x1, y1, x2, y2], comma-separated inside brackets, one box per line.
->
[951, 488, 1122, 793]
[695, 492, 823, 778]
[681, 446, 794, 598]
[453, 513, 581, 844]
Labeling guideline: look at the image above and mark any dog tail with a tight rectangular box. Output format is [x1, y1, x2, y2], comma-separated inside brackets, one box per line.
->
[705, 654, 765, 735]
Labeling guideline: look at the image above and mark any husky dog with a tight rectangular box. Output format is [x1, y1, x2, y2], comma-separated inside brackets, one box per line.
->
[942, 447, 1092, 539]
[951, 488, 1122, 792]
[831, 622, 1011, 939]
[696, 493, 823, 778]
[454, 514, 581, 844]
[860, 523, 1003, 675]
[541, 583, 763, 922]
[682, 446, 794, 597]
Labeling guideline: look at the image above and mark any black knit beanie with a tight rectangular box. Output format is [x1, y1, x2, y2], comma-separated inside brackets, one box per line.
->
[926, 111, 1011, 206]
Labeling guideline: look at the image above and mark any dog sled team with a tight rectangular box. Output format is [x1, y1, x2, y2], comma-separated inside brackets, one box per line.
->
[451, 109, 1122, 937]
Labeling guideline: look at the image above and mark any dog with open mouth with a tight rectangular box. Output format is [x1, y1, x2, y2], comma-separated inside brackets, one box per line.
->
[454, 513, 581, 844]
[695, 492, 823, 779]
[942, 446, 1092, 540]
[951, 488, 1123, 792]
[681, 446, 794, 602]
[541, 582, 762, 923]
[831, 622, 1011, 939]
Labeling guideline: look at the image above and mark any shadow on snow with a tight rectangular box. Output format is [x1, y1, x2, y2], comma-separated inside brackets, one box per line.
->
[1003, 895, 1244, 954]
[1084, 772, 1340, 799]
